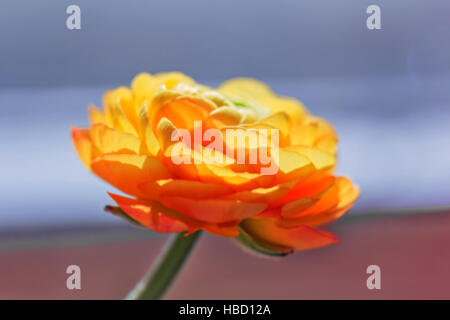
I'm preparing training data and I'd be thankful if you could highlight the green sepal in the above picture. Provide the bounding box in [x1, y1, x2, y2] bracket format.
[104, 205, 143, 227]
[234, 225, 293, 258]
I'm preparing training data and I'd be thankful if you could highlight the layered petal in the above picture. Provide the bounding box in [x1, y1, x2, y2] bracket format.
[241, 218, 338, 251]
[109, 193, 240, 237]
[160, 196, 267, 223]
[108, 193, 190, 233]
[91, 154, 172, 197]
[72, 72, 359, 253]
[71, 127, 93, 169]
[71, 126, 102, 170]
[139, 179, 234, 200]
[90, 123, 141, 154]
[278, 177, 359, 227]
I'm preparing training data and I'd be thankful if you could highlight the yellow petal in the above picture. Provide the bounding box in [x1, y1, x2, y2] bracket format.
[103, 87, 138, 134]
[90, 123, 141, 154]
[290, 117, 338, 154]
[218, 78, 306, 124]
[88, 105, 106, 125]
[265, 96, 306, 125]
[284, 145, 335, 171]
[274, 148, 315, 183]
[257, 112, 290, 137]
[219, 78, 273, 102]
[154, 72, 195, 90]
[138, 103, 160, 156]
[208, 106, 243, 127]
[131, 72, 155, 98]
[155, 117, 178, 150]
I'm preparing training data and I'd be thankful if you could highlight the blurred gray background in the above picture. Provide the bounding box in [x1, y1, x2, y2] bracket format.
[1, 0, 450, 229]
[0, 0, 450, 86]
[2, 0, 450, 85]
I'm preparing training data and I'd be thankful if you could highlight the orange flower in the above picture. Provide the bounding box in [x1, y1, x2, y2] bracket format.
[72, 72, 359, 255]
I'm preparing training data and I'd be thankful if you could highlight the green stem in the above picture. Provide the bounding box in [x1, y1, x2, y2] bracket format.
[126, 230, 202, 300]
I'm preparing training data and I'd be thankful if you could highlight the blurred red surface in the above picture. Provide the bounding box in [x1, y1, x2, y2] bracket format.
[0, 210, 449, 299]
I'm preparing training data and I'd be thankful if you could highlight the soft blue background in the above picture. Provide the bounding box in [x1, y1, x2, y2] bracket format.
[1, 0, 450, 229]
[1, 0, 450, 85]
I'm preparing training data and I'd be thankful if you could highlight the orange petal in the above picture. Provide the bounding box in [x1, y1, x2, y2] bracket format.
[241, 218, 338, 251]
[109, 193, 239, 237]
[160, 196, 267, 223]
[220, 180, 297, 206]
[281, 197, 320, 217]
[300, 177, 360, 227]
[139, 179, 234, 200]
[108, 193, 189, 233]
[334, 177, 360, 210]
[199, 162, 275, 191]
[71, 126, 99, 170]
[282, 179, 340, 218]
[91, 154, 173, 197]
[276, 175, 335, 206]
[150, 94, 215, 132]
[255, 179, 331, 219]
[278, 177, 359, 227]
[203, 223, 240, 237]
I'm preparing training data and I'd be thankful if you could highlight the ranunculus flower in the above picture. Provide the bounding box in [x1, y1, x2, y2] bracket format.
[72, 72, 359, 255]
